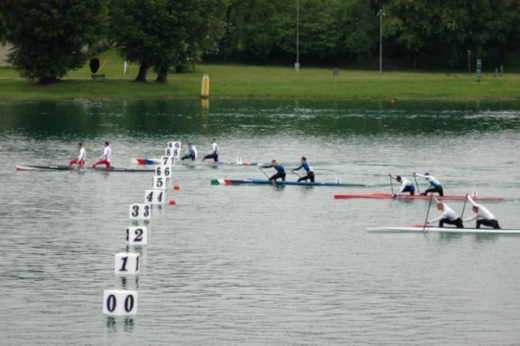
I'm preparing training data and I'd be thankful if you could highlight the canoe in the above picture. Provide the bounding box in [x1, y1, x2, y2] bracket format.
[16, 165, 155, 173]
[366, 226, 520, 234]
[211, 178, 366, 187]
[334, 192, 504, 201]
[131, 158, 263, 166]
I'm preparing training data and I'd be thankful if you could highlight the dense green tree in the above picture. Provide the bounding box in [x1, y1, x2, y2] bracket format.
[384, 0, 433, 68]
[110, 0, 228, 83]
[5, 0, 108, 83]
[337, 0, 379, 61]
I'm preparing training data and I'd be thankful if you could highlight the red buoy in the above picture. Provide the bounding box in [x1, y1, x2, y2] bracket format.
[173, 184, 180, 190]
[169, 199, 176, 205]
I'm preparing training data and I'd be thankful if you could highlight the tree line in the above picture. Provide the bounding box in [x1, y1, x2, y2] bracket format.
[1, 0, 519, 84]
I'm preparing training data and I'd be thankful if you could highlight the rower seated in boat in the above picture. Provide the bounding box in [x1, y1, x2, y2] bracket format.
[202, 138, 219, 162]
[181, 143, 197, 161]
[292, 157, 315, 182]
[69, 143, 86, 169]
[389, 173, 415, 198]
[414, 172, 444, 196]
[91, 141, 112, 169]
[260, 160, 286, 184]
[426, 197, 464, 228]
[463, 194, 501, 229]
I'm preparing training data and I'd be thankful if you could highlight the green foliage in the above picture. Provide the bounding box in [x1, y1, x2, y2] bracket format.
[110, 0, 228, 81]
[6, 0, 109, 83]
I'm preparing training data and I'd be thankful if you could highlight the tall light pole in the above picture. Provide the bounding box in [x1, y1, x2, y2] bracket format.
[295, 0, 300, 71]
[377, 9, 384, 74]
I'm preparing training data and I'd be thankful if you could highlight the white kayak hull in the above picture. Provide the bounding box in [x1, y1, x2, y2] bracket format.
[366, 226, 520, 234]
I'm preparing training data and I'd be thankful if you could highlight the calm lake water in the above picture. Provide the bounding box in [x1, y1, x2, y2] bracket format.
[1, 99, 519, 345]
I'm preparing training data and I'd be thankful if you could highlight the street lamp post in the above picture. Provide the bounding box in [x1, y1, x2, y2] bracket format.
[377, 9, 384, 74]
[295, 0, 300, 71]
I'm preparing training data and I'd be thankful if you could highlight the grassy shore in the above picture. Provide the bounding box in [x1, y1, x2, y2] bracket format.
[0, 49, 519, 100]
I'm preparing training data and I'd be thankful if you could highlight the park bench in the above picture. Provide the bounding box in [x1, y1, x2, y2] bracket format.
[91, 74, 106, 82]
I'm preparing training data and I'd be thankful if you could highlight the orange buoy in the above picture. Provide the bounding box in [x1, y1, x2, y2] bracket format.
[173, 184, 180, 190]
[390, 98, 396, 105]
[169, 199, 176, 205]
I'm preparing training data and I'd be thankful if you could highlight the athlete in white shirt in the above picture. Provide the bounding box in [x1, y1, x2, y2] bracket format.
[91, 141, 112, 169]
[413, 172, 444, 196]
[69, 143, 86, 168]
[463, 194, 501, 229]
[202, 138, 219, 162]
[389, 173, 416, 197]
[181, 143, 198, 161]
[426, 197, 464, 228]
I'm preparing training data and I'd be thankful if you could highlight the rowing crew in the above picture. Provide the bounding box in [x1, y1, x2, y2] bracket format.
[424, 195, 501, 229]
[69, 142, 112, 169]
[259, 157, 314, 185]
[179, 138, 218, 162]
[389, 172, 444, 198]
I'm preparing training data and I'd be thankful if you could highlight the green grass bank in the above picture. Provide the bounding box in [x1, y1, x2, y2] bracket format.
[0, 49, 519, 101]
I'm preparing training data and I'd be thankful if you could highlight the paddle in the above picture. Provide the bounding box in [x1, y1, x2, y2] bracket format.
[259, 167, 270, 180]
[423, 194, 434, 233]
[291, 171, 302, 178]
[414, 174, 421, 194]
[460, 196, 468, 219]
[389, 174, 394, 194]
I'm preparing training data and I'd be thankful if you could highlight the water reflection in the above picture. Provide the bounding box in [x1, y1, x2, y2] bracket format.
[1, 100, 520, 139]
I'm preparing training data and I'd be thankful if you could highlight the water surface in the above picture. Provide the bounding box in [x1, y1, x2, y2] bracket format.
[1, 99, 519, 345]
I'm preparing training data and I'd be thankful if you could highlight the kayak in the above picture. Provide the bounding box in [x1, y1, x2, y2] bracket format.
[211, 178, 366, 187]
[16, 165, 155, 173]
[131, 158, 263, 166]
[366, 226, 520, 234]
[334, 192, 504, 201]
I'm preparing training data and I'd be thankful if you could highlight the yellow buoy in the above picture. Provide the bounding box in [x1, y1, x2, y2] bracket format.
[201, 74, 210, 98]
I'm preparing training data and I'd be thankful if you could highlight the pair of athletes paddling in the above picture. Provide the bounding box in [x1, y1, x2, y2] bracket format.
[258, 157, 315, 185]
[389, 171, 501, 230]
[69, 142, 112, 169]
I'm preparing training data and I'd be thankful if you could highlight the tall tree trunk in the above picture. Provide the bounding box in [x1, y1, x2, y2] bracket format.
[38, 76, 58, 84]
[155, 66, 168, 83]
[135, 63, 149, 82]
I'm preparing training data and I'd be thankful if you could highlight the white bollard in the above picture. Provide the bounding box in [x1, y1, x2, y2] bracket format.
[129, 203, 151, 220]
[126, 226, 148, 246]
[103, 289, 138, 316]
[144, 189, 165, 205]
[155, 165, 171, 179]
[115, 253, 140, 275]
[165, 142, 181, 158]
[152, 176, 166, 190]
[160, 156, 174, 167]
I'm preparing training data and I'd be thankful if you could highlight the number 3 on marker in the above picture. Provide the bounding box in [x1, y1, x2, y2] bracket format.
[129, 203, 151, 220]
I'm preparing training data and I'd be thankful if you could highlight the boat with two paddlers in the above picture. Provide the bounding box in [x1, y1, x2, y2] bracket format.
[334, 192, 504, 201]
[131, 158, 263, 166]
[16, 165, 155, 173]
[211, 178, 366, 187]
[366, 225, 520, 234]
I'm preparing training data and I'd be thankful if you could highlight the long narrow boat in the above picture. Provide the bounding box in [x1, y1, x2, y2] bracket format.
[334, 192, 504, 201]
[366, 226, 520, 234]
[131, 158, 263, 166]
[211, 178, 366, 187]
[16, 165, 155, 173]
